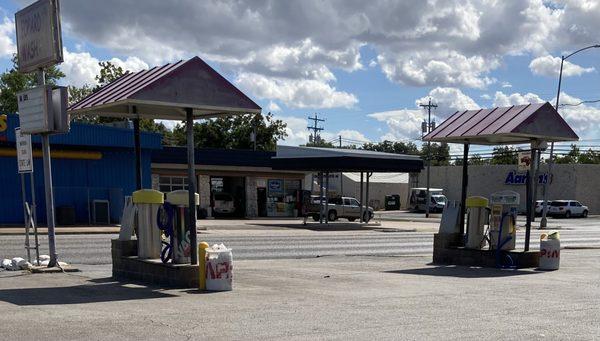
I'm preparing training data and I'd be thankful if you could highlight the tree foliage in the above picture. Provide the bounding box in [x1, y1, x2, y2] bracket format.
[0, 54, 65, 114]
[362, 140, 419, 155]
[170, 112, 287, 151]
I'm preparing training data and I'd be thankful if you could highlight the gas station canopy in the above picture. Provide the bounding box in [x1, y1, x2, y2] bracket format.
[271, 145, 423, 172]
[423, 102, 578, 145]
[67, 56, 262, 266]
[68, 56, 261, 119]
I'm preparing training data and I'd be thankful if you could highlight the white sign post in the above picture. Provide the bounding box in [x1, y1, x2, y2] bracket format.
[15, 0, 64, 268]
[15, 128, 33, 173]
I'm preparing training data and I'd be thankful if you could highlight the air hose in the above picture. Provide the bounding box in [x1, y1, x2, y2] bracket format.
[156, 202, 175, 263]
[495, 212, 516, 269]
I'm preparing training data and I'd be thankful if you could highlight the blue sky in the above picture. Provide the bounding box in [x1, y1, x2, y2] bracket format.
[2, 0, 600, 151]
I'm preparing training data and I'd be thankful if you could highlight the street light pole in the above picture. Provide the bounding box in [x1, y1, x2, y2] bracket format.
[540, 44, 600, 228]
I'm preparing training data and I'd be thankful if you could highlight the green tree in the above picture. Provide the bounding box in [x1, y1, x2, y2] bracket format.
[577, 148, 600, 164]
[171, 112, 287, 151]
[469, 154, 488, 165]
[421, 142, 450, 166]
[490, 146, 518, 165]
[555, 144, 580, 164]
[362, 140, 420, 155]
[0, 54, 65, 114]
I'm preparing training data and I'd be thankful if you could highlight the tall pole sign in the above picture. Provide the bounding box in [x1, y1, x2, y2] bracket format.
[15, 0, 65, 268]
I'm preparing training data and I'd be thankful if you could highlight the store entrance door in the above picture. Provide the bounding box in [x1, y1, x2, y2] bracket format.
[257, 187, 267, 217]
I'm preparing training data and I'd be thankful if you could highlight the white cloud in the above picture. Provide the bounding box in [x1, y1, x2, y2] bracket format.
[236, 72, 358, 109]
[275, 114, 311, 146]
[480, 94, 491, 100]
[529, 55, 595, 77]
[501, 81, 512, 88]
[267, 101, 281, 112]
[59, 48, 148, 87]
[492, 91, 544, 107]
[416, 87, 480, 118]
[557, 92, 600, 140]
[370, 87, 480, 141]
[0, 16, 15, 58]
[51, 0, 580, 107]
[369, 108, 424, 141]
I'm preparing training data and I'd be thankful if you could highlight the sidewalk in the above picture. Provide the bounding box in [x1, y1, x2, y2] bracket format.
[0, 226, 120, 235]
[0, 217, 440, 235]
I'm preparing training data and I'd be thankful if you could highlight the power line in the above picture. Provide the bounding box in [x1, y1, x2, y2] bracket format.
[307, 113, 325, 144]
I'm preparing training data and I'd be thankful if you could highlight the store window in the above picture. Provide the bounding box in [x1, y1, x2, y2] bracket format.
[158, 176, 188, 193]
[266, 179, 302, 217]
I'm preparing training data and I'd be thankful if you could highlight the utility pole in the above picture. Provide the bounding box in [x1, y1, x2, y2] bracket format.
[420, 99, 437, 218]
[307, 113, 325, 144]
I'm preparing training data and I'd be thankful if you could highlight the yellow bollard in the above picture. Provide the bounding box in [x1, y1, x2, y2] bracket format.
[198, 241, 210, 290]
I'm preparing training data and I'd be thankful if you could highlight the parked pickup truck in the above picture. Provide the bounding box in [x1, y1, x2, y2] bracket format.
[307, 196, 374, 222]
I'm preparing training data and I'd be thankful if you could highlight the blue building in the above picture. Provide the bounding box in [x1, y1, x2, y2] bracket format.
[0, 114, 161, 225]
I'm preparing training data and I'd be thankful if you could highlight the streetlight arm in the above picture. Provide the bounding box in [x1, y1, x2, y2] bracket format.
[564, 44, 600, 60]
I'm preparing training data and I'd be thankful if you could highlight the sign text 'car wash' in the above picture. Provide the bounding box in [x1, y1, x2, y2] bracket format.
[15, 0, 63, 73]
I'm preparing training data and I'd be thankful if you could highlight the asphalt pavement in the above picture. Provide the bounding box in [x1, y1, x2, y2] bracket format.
[1, 250, 599, 340]
[1, 215, 599, 264]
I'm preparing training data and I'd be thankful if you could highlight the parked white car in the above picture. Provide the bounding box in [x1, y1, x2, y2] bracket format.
[212, 192, 235, 215]
[548, 200, 588, 218]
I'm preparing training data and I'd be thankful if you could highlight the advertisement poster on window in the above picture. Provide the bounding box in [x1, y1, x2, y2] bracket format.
[268, 179, 284, 196]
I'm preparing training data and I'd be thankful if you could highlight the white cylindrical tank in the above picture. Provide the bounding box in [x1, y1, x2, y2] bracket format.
[539, 231, 560, 270]
[133, 189, 164, 259]
[466, 196, 489, 249]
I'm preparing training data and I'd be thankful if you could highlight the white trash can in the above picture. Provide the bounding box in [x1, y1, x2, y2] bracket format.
[539, 231, 560, 270]
[205, 244, 233, 291]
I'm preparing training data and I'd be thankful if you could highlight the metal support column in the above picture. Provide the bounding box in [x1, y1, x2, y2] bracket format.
[325, 172, 329, 223]
[459, 143, 469, 236]
[365, 172, 371, 223]
[186, 108, 198, 264]
[29, 172, 39, 263]
[525, 149, 537, 251]
[132, 106, 142, 190]
[319, 172, 324, 224]
[359, 172, 364, 223]
[20, 174, 31, 263]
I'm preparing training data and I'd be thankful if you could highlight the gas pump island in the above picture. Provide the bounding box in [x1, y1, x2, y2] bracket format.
[424, 103, 579, 269]
[69, 56, 261, 288]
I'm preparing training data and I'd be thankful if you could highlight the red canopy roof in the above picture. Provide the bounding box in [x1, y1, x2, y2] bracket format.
[423, 102, 578, 145]
[68, 56, 261, 120]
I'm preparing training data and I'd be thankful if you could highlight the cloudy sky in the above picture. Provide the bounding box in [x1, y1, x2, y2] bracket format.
[2, 0, 600, 148]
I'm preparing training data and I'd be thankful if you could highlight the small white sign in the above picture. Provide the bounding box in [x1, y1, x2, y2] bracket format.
[517, 151, 531, 171]
[15, 128, 33, 173]
[15, 0, 63, 73]
[17, 86, 52, 134]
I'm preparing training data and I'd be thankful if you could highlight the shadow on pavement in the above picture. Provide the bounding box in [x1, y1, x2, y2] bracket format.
[384, 266, 540, 278]
[0, 278, 175, 306]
